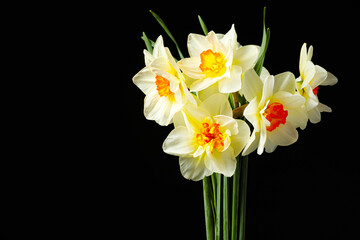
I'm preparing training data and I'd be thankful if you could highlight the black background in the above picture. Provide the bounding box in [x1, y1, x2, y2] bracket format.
[121, 1, 360, 239]
[3, 1, 359, 239]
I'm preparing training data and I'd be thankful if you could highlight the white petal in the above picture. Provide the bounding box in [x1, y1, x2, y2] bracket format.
[213, 115, 239, 134]
[267, 123, 298, 146]
[177, 57, 205, 79]
[286, 106, 308, 130]
[220, 24, 237, 50]
[231, 120, 251, 156]
[144, 50, 154, 66]
[272, 91, 305, 109]
[218, 65, 242, 93]
[144, 91, 173, 126]
[303, 85, 319, 111]
[179, 155, 212, 181]
[301, 61, 315, 88]
[243, 98, 261, 132]
[187, 33, 211, 57]
[234, 45, 260, 71]
[257, 121, 267, 155]
[190, 76, 219, 92]
[321, 72, 338, 86]
[163, 127, 196, 156]
[242, 131, 259, 156]
[242, 68, 263, 102]
[205, 147, 236, 177]
[200, 93, 233, 117]
[152, 36, 167, 58]
[198, 83, 221, 102]
[299, 43, 307, 74]
[264, 139, 277, 153]
[318, 102, 332, 113]
[259, 75, 274, 107]
[206, 31, 224, 53]
[308, 107, 321, 124]
[310, 65, 328, 88]
[182, 103, 210, 130]
[132, 67, 155, 95]
[149, 56, 173, 75]
[273, 72, 296, 94]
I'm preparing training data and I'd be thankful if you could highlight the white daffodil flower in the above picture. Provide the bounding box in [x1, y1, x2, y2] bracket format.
[133, 36, 196, 126]
[177, 25, 259, 95]
[242, 69, 307, 155]
[296, 43, 338, 124]
[162, 94, 250, 181]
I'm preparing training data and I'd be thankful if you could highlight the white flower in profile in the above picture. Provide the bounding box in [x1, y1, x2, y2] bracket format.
[162, 94, 250, 181]
[241, 69, 307, 155]
[296, 43, 338, 125]
[177, 25, 259, 95]
[132, 36, 196, 126]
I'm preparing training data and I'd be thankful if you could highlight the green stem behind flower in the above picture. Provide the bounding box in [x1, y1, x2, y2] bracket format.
[231, 155, 241, 240]
[203, 176, 215, 240]
[239, 155, 249, 240]
[215, 173, 222, 240]
[223, 176, 229, 240]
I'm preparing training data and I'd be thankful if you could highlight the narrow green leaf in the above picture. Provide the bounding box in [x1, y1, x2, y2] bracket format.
[149, 10, 184, 59]
[254, 7, 270, 76]
[141, 32, 153, 54]
[198, 15, 209, 35]
[203, 177, 215, 240]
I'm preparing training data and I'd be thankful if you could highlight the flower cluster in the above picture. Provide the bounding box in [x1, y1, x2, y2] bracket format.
[133, 23, 337, 181]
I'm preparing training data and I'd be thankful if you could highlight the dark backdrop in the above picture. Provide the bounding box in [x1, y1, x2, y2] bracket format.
[121, 1, 359, 239]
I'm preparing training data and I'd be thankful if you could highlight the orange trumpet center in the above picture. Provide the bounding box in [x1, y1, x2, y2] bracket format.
[196, 122, 225, 153]
[263, 102, 288, 132]
[155, 75, 173, 97]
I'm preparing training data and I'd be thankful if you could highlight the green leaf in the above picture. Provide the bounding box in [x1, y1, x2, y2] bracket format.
[149, 10, 184, 59]
[198, 15, 209, 35]
[254, 7, 270, 76]
[141, 32, 153, 54]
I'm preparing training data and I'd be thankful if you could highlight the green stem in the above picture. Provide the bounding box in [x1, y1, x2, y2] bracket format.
[239, 155, 249, 240]
[231, 156, 241, 240]
[203, 177, 215, 240]
[215, 173, 222, 240]
[223, 176, 229, 240]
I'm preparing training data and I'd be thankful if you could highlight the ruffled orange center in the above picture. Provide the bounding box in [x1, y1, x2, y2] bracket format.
[263, 102, 288, 132]
[196, 122, 224, 153]
[199, 49, 226, 77]
[155, 75, 173, 97]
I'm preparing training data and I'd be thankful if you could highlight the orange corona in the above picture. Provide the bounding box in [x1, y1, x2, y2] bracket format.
[155, 75, 173, 97]
[263, 102, 288, 132]
[199, 49, 226, 77]
[196, 122, 224, 153]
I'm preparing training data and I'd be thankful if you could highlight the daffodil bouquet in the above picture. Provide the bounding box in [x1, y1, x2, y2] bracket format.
[132, 8, 337, 240]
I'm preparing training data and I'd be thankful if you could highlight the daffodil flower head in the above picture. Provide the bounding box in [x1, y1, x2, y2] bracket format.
[177, 25, 259, 95]
[241, 69, 307, 155]
[132, 36, 196, 126]
[296, 43, 338, 125]
[162, 94, 250, 181]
